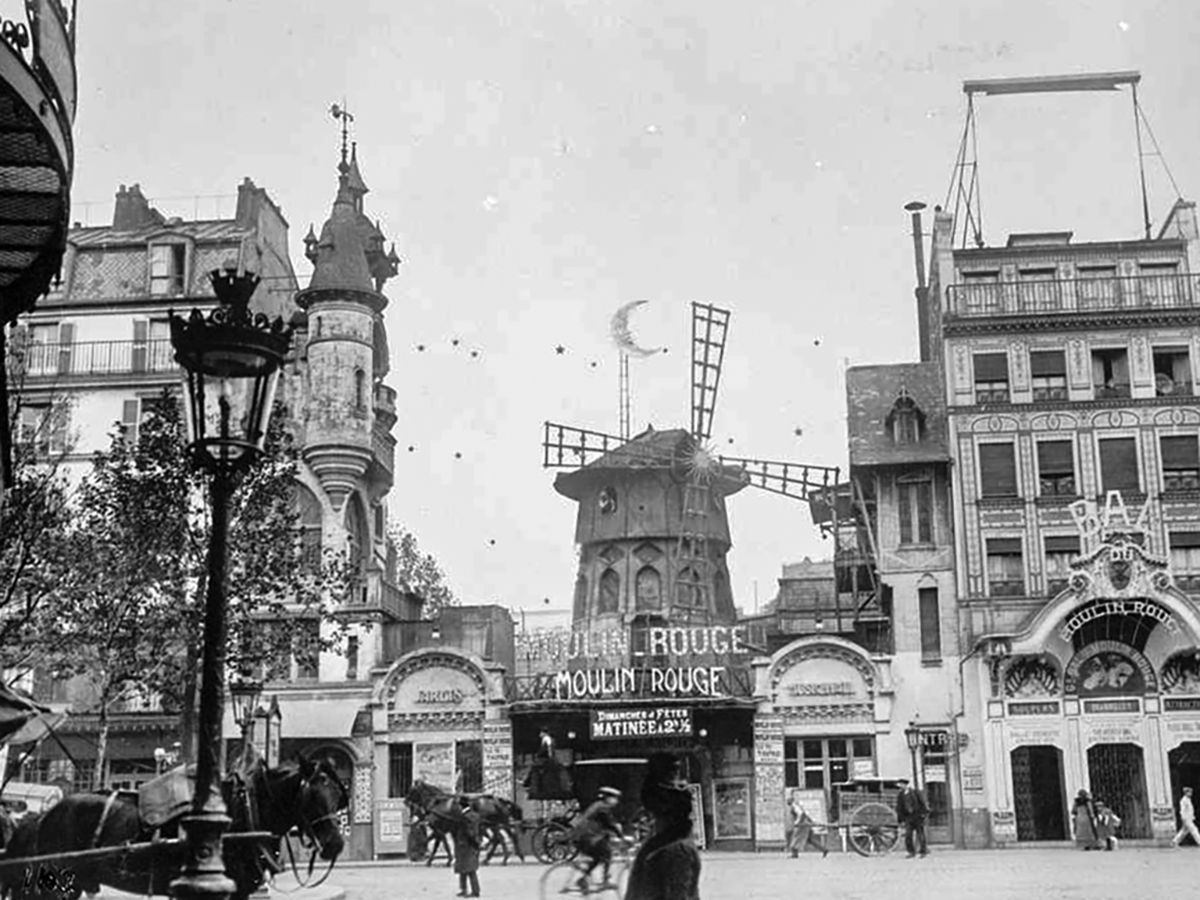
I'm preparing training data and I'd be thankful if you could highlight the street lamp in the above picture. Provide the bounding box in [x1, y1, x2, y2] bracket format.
[169, 268, 291, 900]
[904, 722, 922, 787]
[229, 675, 263, 764]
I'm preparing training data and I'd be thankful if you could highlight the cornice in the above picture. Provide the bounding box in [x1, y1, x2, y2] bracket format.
[943, 308, 1200, 335]
[951, 394, 1200, 416]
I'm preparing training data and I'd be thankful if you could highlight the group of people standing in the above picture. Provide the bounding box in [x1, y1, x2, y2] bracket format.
[1070, 789, 1122, 851]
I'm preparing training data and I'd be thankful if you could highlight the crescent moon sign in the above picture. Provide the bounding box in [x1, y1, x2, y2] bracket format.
[610, 300, 664, 358]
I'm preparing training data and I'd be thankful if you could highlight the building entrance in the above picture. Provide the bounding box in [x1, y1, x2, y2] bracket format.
[1168, 741, 1200, 840]
[1086, 743, 1150, 838]
[1011, 745, 1066, 840]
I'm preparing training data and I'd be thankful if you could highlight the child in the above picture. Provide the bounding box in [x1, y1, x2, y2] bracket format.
[453, 810, 482, 897]
[1095, 800, 1121, 851]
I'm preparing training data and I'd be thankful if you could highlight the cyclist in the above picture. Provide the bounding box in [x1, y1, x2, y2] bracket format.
[569, 786, 624, 892]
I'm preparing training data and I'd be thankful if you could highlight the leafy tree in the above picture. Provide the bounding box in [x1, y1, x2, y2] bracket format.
[386, 524, 458, 616]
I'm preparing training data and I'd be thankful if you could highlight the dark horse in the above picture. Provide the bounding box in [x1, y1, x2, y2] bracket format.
[18, 755, 347, 900]
[405, 780, 523, 866]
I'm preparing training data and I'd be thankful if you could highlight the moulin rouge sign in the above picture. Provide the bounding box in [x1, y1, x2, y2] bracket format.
[516, 624, 751, 701]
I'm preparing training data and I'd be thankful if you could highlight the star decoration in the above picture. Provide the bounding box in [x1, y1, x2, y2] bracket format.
[555, 345, 566, 355]
[794, 427, 804, 437]
[455, 452, 463, 459]
[470, 350, 480, 358]
[452, 338, 461, 346]
[416, 344, 426, 352]
[813, 338, 821, 346]
[408, 445, 416, 452]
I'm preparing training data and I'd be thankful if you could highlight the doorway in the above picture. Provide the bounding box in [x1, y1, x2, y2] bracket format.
[1087, 743, 1150, 838]
[1168, 742, 1200, 843]
[1011, 745, 1066, 840]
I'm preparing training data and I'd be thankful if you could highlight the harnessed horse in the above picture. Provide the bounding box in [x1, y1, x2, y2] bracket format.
[405, 780, 524, 866]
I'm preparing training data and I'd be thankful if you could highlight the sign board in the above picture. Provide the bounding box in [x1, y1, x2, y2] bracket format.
[374, 798, 409, 855]
[753, 716, 785, 846]
[773, 655, 870, 708]
[962, 767, 985, 793]
[389, 666, 484, 714]
[414, 741, 456, 790]
[712, 778, 752, 840]
[590, 707, 693, 740]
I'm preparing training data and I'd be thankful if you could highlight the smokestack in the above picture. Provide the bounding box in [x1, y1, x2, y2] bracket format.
[905, 201, 931, 362]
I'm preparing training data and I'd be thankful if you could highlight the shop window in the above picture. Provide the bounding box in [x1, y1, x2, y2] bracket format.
[922, 738, 951, 829]
[1170, 533, 1200, 594]
[918, 587, 941, 662]
[1098, 437, 1140, 493]
[1030, 350, 1068, 401]
[1161, 435, 1200, 493]
[149, 243, 186, 296]
[897, 474, 933, 545]
[456, 740, 483, 793]
[1092, 347, 1130, 398]
[388, 742, 413, 797]
[973, 352, 1009, 403]
[1044, 536, 1080, 595]
[986, 538, 1025, 597]
[784, 737, 875, 793]
[1154, 346, 1193, 396]
[635, 566, 661, 611]
[978, 443, 1018, 498]
[598, 569, 620, 614]
[1036, 440, 1075, 496]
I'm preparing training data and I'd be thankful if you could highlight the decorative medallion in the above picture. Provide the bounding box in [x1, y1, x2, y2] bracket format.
[1003, 657, 1060, 698]
[1162, 653, 1200, 694]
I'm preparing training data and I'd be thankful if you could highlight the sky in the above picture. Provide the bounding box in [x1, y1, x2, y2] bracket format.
[61, 0, 1200, 619]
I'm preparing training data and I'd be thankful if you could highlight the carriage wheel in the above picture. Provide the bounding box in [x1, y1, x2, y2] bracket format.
[847, 801, 899, 857]
[538, 859, 623, 900]
[533, 821, 576, 864]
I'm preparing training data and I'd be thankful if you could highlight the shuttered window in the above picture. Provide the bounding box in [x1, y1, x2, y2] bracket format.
[986, 538, 1025, 596]
[1044, 536, 1079, 594]
[1030, 351, 1068, 401]
[979, 443, 1018, 497]
[1098, 437, 1140, 493]
[1170, 533, 1200, 593]
[919, 587, 942, 661]
[1161, 436, 1200, 492]
[898, 476, 933, 545]
[1036, 440, 1075, 495]
[974, 353, 1010, 402]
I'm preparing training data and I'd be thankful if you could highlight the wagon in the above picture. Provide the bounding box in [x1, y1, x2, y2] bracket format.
[530, 757, 652, 864]
[829, 778, 904, 857]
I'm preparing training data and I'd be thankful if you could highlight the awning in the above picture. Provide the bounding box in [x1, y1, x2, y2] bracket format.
[222, 695, 363, 739]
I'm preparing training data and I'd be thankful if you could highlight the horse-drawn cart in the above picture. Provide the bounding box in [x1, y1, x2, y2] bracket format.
[829, 778, 903, 857]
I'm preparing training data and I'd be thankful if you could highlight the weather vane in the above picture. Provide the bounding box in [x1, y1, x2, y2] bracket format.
[329, 101, 355, 167]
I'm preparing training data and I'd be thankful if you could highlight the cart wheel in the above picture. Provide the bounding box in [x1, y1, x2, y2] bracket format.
[533, 821, 575, 864]
[847, 801, 899, 857]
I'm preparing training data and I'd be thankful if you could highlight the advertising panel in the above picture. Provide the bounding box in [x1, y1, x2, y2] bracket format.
[589, 707, 693, 740]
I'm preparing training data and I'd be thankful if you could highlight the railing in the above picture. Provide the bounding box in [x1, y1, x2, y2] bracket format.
[371, 422, 395, 481]
[14, 340, 175, 377]
[343, 578, 409, 620]
[947, 273, 1199, 317]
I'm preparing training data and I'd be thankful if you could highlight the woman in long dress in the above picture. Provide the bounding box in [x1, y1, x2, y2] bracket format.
[1072, 789, 1100, 850]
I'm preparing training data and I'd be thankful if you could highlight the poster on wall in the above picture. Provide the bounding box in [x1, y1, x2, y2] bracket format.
[688, 783, 706, 850]
[712, 778, 752, 840]
[374, 798, 409, 854]
[415, 741, 456, 791]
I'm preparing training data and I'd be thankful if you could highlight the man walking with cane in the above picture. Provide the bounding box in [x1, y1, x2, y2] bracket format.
[1173, 786, 1200, 847]
[896, 777, 929, 858]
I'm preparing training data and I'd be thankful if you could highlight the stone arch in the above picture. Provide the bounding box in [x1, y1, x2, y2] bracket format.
[767, 636, 880, 696]
[372, 646, 500, 707]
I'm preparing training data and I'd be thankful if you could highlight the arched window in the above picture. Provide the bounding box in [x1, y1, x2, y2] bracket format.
[354, 368, 367, 412]
[293, 484, 323, 572]
[345, 495, 369, 601]
[598, 569, 620, 614]
[635, 566, 661, 612]
[676, 566, 705, 608]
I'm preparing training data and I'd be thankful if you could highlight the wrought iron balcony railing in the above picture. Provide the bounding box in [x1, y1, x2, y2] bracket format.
[13, 339, 175, 378]
[946, 273, 1199, 318]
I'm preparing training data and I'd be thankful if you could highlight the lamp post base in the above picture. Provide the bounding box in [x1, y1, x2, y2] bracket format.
[170, 811, 237, 900]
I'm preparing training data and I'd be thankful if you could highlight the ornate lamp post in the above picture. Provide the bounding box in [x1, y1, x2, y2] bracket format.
[228, 675, 263, 763]
[169, 268, 291, 900]
[904, 722, 922, 787]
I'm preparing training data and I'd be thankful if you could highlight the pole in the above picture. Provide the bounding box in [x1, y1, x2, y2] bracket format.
[171, 469, 236, 900]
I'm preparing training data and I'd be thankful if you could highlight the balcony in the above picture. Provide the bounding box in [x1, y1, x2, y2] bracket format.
[14, 339, 175, 379]
[946, 272, 1199, 318]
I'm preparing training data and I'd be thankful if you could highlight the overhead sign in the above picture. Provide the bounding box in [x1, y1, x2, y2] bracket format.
[589, 707, 693, 740]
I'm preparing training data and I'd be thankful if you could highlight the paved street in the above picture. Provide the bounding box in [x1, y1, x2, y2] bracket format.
[279, 848, 1198, 900]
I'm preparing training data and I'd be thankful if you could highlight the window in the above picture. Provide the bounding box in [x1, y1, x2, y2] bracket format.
[132, 319, 172, 372]
[456, 740, 483, 793]
[1162, 436, 1200, 492]
[893, 412, 919, 443]
[1017, 267, 1059, 312]
[635, 566, 662, 611]
[24, 322, 65, 375]
[1044, 536, 1080, 594]
[1092, 347, 1130, 398]
[918, 587, 941, 661]
[1030, 351, 1068, 401]
[294, 620, 320, 680]
[149, 243, 186, 296]
[353, 368, 367, 412]
[1139, 261, 1181, 306]
[598, 487, 617, 515]
[1076, 265, 1119, 310]
[294, 484, 323, 572]
[897, 475, 933, 545]
[986, 538, 1025, 597]
[979, 443, 1018, 498]
[973, 353, 1009, 403]
[16, 402, 67, 455]
[959, 270, 1000, 313]
[388, 742, 413, 798]
[784, 737, 875, 791]
[1154, 347, 1193, 396]
[1036, 440, 1075, 496]
[1098, 437, 1140, 493]
[1170, 533, 1200, 594]
[598, 568, 620, 614]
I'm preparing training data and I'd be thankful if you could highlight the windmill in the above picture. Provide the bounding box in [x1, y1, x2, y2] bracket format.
[544, 302, 840, 630]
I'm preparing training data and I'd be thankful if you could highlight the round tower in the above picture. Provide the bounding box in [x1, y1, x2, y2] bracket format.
[296, 144, 400, 507]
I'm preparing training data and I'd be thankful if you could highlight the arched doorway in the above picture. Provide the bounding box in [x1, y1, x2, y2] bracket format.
[1011, 745, 1066, 840]
[1168, 742, 1200, 843]
[1087, 743, 1150, 838]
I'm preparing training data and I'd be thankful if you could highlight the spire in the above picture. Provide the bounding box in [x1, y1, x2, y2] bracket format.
[346, 142, 369, 210]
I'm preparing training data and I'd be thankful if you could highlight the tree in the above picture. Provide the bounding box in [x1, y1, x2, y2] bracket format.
[386, 524, 458, 616]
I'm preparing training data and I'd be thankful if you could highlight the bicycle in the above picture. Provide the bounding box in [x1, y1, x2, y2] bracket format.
[538, 836, 636, 899]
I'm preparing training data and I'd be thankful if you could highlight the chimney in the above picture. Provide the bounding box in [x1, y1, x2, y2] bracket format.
[112, 184, 163, 231]
[235, 177, 261, 228]
[905, 201, 930, 363]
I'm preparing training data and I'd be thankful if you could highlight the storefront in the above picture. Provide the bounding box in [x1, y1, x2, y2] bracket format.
[753, 636, 896, 850]
[975, 531, 1200, 845]
[370, 647, 511, 857]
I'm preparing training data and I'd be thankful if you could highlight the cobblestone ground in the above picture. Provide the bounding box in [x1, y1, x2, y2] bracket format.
[272, 847, 1200, 900]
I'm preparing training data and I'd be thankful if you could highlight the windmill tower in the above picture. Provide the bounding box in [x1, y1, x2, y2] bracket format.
[544, 302, 840, 637]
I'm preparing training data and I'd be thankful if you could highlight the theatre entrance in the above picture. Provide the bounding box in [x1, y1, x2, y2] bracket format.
[1087, 743, 1150, 838]
[1011, 745, 1066, 840]
[1168, 742, 1200, 835]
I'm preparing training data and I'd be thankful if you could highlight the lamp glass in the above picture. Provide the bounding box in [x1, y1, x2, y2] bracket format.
[905, 725, 921, 750]
[228, 677, 263, 731]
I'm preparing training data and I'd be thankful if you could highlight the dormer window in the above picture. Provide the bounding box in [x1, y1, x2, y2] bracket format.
[149, 243, 186, 296]
[885, 388, 925, 445]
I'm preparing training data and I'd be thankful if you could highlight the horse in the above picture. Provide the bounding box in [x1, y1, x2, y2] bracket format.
[22, 754, 347, 900]
[404, 780, 524, 867]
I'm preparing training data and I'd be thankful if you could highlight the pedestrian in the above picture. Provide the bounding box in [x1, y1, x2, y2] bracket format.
[785, 790, 829, 858]
[895, 777, 928, 859]
[1172, 786, 1200, 847]
[625, 753, 701, 900]
[1094, 800, 1120, 851]
[1071, 789, 1100, 850]
[453, 810, 481, 898]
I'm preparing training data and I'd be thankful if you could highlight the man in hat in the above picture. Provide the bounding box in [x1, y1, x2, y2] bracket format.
[1173, 786, 1200, 847]
[569, 786, 624, 892]
[895, 777, 929, 859]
